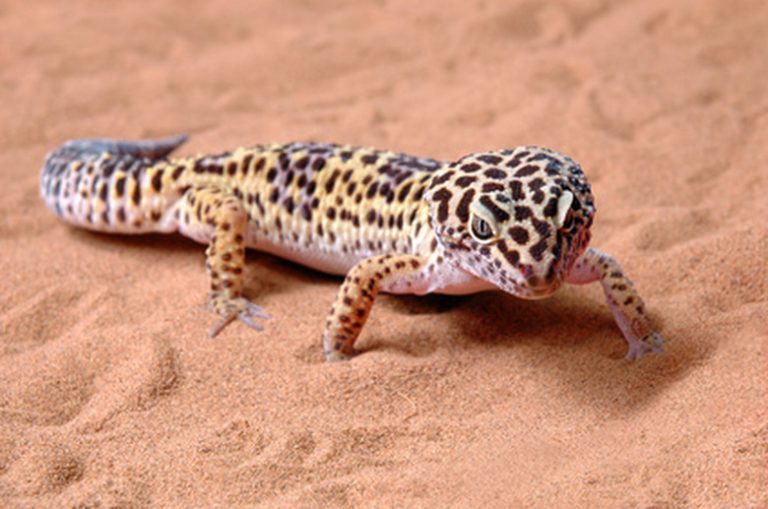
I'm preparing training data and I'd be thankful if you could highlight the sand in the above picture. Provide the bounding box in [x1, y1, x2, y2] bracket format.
[1, 0, 766, 506]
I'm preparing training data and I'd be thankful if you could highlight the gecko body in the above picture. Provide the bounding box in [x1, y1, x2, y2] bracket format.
[40, 135, 664, 361]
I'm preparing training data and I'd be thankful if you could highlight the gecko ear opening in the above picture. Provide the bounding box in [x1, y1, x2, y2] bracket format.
[556, 191, 574, 229]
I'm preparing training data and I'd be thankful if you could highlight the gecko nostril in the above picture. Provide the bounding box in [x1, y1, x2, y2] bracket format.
[519, 264, 534, 278]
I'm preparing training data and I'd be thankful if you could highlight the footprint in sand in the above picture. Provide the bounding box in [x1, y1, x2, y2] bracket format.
[194, 423, 447, 504]
[198, 419, 269, 467]
[3, 440, 83, 497]
[0, 286, 86, 354]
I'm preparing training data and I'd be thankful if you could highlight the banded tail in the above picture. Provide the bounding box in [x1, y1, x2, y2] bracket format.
[40, 134, 189, 233]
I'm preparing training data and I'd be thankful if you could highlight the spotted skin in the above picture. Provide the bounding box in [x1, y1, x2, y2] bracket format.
[40, 135, 663, 361]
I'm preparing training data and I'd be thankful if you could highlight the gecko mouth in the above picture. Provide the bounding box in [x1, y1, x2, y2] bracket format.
[525, 271, 568, 298]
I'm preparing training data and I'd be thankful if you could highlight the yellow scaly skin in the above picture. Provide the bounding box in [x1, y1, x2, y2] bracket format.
[40, 135, 664, 361]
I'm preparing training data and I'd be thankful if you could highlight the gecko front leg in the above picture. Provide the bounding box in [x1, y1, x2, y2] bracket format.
[323, 254, 426, 362]
[177, 186, 270, 337]
[566, 247, 663, 360]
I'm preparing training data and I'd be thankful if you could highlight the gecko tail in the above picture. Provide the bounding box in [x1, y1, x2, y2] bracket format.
[40, 134, 190, 232]
[58, 133, 189, 160]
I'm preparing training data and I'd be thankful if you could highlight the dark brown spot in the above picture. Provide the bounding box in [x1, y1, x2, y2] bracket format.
[312, 157, 326, 171]
[241, 154, 253, 175]
[296, 156, 310, 170]
[508, 226, 529, 245]
[510, 180, 526, 201]
[479, 195, 510, 222]
[278, 152, 290, 170]
[543, 197, 558, 217]
[98, 182, 108, 202]
[282, 196, 294, 214]
[531, 218, 551, 238]
[266, 167, 278, 182]
[131, 181, 141, 205]
[484, 168, 506, 179]
[497, 240, 520, 266]
[365, 181, 379, 199]
[431, 187, 452, 223]
[456, 188, 475, 223]
[397, 182, 413, 202]
[515, 165, 539, 177]
[481, 182, 505, 193]
[325, 169, 341, 193]
[115, 176, 126, 197]
[529, 239, 548, 261]
[460, 163, 481, 173]
[528, 177, 545, 190]
[514, 206, 532, 221]
[431, 171, 455, 186]
[254, 157, 266, 172]
[478, 155, 503, 165]
[455, 176, 476, 188]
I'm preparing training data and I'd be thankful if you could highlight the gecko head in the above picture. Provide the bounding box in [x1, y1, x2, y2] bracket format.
[425, 146, 596, 299]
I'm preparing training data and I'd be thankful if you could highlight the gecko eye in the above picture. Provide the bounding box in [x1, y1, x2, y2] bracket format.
[470, 214, 495, 242]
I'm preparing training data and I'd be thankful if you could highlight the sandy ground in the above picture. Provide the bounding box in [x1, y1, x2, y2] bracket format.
[1, 0, 766, 507]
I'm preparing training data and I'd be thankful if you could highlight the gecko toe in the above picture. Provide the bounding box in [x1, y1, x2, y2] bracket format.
[624, 333, 664, 361]
[208, 297, 270, 336]
[324, 348, 357, 362]
[208, 316, 236, 338]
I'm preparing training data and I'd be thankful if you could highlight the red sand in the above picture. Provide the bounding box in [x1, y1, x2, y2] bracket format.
[1, 1, 766, 506]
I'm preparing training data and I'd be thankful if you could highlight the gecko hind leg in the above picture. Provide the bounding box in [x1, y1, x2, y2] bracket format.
[177, 186, 271, 337]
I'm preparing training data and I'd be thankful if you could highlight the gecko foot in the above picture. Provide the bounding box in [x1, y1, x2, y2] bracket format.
[625, 332, 664, 361]
[208, 297, 271, 338]
[323, 346, 358, 362]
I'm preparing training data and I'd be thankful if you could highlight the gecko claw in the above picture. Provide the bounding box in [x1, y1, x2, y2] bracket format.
[238, 303, 271, 331]
[625, 333, 664, 361]
[207, 297, 270, 337]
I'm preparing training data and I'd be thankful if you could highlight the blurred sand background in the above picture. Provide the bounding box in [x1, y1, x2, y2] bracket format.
[0, 0, 766, 506]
